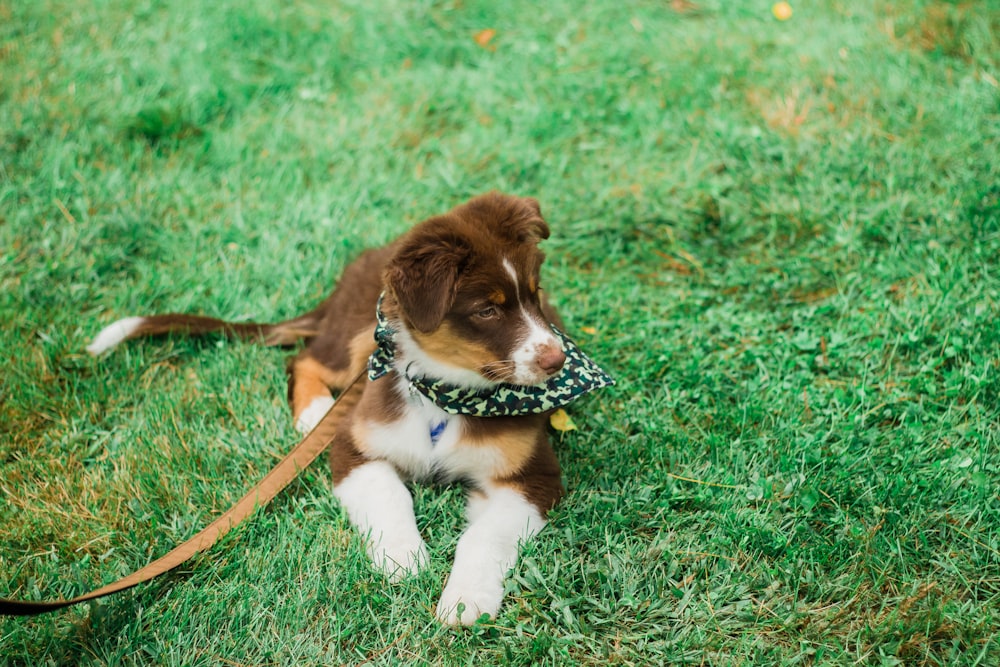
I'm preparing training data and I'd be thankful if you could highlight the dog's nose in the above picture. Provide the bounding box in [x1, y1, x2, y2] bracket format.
[538, 346, 566, 376]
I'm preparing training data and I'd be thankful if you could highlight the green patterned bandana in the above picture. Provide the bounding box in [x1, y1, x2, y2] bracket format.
[368, 294, 615, 417]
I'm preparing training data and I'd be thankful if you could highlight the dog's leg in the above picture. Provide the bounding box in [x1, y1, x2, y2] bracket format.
[333, 458, 429, 582]
[288, 352, 341, 433]
[289, 330, 376, 433]
[435, 484, 548, 625]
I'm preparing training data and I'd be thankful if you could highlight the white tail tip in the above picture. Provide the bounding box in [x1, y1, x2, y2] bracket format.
[87, 317, 146, 355]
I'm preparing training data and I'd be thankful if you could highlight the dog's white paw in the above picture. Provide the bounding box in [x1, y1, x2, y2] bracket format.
[368, 536, 429, 582]
[435, 577, 504, 626]
[294, 396, 336, 433]
[334, 460, 428, 583]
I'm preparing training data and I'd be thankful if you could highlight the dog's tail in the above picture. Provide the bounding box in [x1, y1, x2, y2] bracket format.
[86, 311, 320, 356]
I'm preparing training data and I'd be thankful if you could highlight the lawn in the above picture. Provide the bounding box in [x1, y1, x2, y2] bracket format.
[2, 0, 999, 664]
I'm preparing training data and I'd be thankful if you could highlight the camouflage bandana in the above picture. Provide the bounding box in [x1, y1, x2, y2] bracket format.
[367, 293, 615, 417]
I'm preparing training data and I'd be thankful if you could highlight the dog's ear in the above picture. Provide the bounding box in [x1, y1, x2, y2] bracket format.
[464, 192, 550, 244]
[516, 197, 550, 243]
[384, 228, 470, 333]
[496, 194, 549, 244]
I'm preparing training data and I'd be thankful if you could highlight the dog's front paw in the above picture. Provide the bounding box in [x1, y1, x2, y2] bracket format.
[368, 536, 429, 583]
[435, 577, 504, 626]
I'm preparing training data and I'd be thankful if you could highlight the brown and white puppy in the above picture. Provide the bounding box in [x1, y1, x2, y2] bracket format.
[88, 192, 568, 625]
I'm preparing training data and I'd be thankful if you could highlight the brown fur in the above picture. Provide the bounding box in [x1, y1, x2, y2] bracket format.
[411, 324, 499, 376]
[459, 414, 548, 480]
[287, 330, 374, 415]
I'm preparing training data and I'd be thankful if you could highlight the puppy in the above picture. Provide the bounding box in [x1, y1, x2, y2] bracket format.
[88, 192, 612, 625]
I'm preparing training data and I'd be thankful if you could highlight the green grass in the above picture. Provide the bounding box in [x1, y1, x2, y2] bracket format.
[2, 0, 1000, 663]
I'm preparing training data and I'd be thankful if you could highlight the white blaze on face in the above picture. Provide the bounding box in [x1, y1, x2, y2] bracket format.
[502, 259, 561, 385]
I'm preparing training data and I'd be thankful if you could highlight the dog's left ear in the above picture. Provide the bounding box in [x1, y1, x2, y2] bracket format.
[384, 228, 470, 333]
[496, 195, 549, 243]
[510, 196, 550, 244]
[469, 192, 550, 244]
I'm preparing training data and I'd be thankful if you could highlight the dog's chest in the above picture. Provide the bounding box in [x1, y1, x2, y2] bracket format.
[361, 384, 507, 483]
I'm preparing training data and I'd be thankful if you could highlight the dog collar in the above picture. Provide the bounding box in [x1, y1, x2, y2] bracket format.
[367, 294, 615, 417]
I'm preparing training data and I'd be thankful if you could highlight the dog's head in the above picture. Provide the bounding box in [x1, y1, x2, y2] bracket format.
[383, 192, 566, 387]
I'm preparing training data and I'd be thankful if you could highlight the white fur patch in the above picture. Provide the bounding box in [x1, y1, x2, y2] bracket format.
[364, 378, 506, 483]
[436, 486, 546, 625]
[86, 317, 146, 355]
[502, 258, 519, 286]
[360, 377, 449, 477]
[334, 460, 429, 581]
[511, 309, 560, 385]
[294, 395, 336, 433]
[502, 257, 562, 385]
[361, 377, 506, 484]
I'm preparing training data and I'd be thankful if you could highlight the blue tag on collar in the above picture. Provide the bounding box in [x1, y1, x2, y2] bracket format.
[429, 420, 447, 446]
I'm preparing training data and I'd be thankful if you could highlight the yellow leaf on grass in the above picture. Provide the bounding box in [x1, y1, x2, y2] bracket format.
[772, 2, 792, 21]
[581, 326, 598, 335]
[550, 409, 577, 432]
[474, 29, 496, 48]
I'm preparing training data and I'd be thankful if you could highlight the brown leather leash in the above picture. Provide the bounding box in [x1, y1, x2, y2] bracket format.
[0, 370, 365, 617]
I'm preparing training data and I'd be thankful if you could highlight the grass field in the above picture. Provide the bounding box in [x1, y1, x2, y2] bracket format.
[2, 0, 999, 664]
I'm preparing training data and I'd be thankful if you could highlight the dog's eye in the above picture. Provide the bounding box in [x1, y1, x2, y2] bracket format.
[475, 306, 498, 320]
